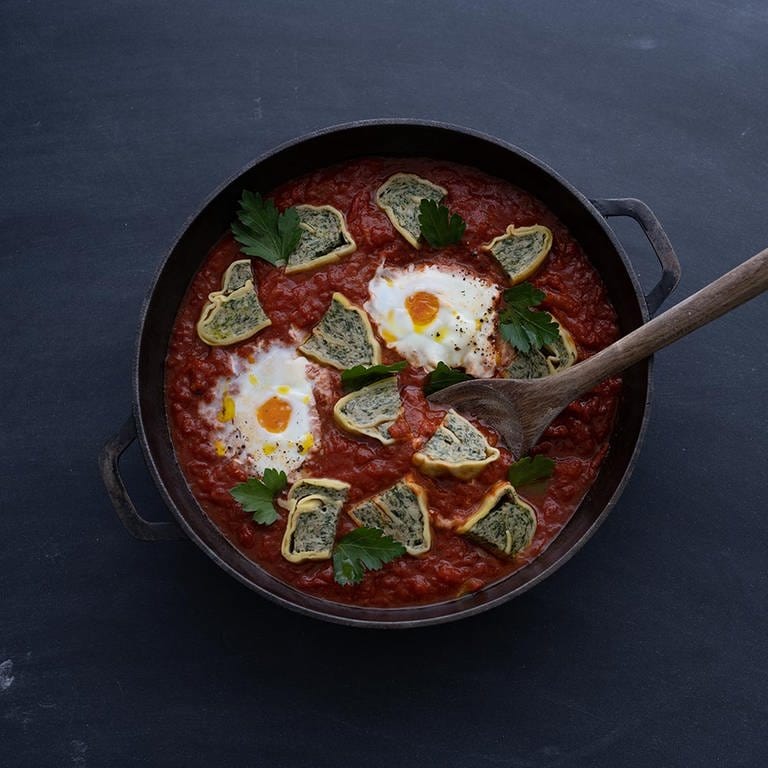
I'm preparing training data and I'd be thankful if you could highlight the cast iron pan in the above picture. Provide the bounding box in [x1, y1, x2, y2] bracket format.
[100, 121, 680, 627]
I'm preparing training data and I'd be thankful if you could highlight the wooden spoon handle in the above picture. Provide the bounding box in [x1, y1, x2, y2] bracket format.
[550, 246, 768, 403]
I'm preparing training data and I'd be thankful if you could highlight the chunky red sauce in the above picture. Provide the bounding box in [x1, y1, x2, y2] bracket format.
[166, 157, 621, 607]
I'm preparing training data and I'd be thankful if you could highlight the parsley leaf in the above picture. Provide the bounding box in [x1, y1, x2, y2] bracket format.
[418, 199, 466, 247]
[498, 282, 560, 353]
[231, 190, 302, 266]
[332, 527, 406, 586]
[508, 455, 555, 487]
[340, 361, 407, 391]
[229, 468, 288, 525]
[423, 362, 475, 396]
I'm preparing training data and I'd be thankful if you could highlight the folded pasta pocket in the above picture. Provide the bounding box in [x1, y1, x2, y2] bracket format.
[333, 377, 401, 445]
[281, 492, 344, 563]
[285, 477, 350, 510]
[506, 319, 577, 379]
[413, 410, 500, 480]
[457, 482, 537, 558]
[348, 478, 431, 555]
[221, 259, 254, 292]
[299, 292, 381, 370]
[376, 173, 447, 248]
[285, 204, 357, 274]
[482, 225, 553, 283]
[197, 259, 271, 346]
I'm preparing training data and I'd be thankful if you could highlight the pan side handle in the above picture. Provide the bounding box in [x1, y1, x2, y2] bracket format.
[591, 197, 681, 315]
[100, 416, 187, 541]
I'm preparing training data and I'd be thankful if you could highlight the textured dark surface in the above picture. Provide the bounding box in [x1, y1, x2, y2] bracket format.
[1, 1, 767, 766]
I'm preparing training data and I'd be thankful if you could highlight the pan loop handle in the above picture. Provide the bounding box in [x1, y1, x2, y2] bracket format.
[590, 197, 681, 315]
[99, 416, 186, 541]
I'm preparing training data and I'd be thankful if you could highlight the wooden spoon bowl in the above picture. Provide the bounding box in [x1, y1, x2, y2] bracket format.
[429, 247, 768, 457]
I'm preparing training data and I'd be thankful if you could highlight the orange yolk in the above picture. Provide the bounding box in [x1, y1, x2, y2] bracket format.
[405, 291, 440, 327]
[256, 396, 292, 434]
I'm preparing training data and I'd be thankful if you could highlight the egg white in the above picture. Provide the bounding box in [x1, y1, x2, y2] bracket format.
[203, 344, 319, 477]
[364, 264, 501, 377]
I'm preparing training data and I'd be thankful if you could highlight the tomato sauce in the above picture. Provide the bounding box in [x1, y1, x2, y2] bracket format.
[165, 157, 621, 607]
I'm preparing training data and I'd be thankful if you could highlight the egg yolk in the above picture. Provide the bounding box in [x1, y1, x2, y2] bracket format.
[256, 396, 292, 433]
[405, 291, 440, 327]
[217, 394, 235, 423]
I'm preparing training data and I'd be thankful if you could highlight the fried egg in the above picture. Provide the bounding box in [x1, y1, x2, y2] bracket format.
[204, 344, 319, 476]
[364, 264, 501, 377]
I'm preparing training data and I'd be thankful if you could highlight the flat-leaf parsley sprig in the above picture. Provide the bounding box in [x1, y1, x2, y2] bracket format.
[332, 527, 406, 586]
[498, 282, 560, 353]
[507, 455, 555, 487]
[229, 468, 288, 525]
[418, 199, 466, 247]
[423, 361, 474, 396]
[341, 361, 407, 392]
[231, 190, 302, 266]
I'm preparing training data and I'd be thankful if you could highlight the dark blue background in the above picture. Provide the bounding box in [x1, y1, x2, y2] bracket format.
[2, 2, 766, 765]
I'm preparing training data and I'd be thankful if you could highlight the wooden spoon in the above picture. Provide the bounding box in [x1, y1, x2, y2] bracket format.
[428, 247, 768, 458]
